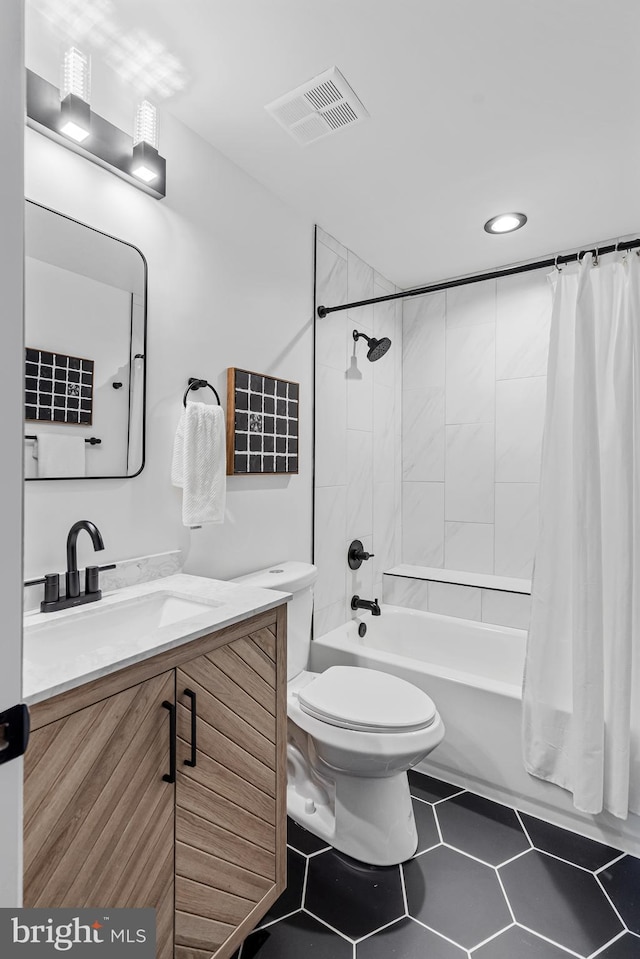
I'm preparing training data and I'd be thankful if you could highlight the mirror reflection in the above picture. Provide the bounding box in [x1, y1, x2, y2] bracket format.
[24, 201, 146, 479]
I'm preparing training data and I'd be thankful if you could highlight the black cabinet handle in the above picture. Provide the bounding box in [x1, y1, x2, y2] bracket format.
[162, 700, 176, 783]
[184, 688, 197, 767]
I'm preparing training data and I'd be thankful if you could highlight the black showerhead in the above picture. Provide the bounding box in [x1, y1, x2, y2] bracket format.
[353, 329, 392, 362]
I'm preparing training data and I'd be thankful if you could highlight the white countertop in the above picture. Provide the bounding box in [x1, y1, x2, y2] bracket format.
[23, 573, 291, 706]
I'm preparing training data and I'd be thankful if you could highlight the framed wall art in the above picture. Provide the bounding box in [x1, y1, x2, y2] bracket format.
[25, 347, 94, 425]
[227, 367, 299, 475]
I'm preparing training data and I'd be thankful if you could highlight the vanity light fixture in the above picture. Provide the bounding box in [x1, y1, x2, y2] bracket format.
[484, 212, 528, 234]
[131, 100, 161, 184]
[59, 47, 91, 143]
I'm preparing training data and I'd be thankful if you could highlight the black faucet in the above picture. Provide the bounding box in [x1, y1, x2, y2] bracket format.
[351, 595, 381, 616]
[36, 520, 107, 613]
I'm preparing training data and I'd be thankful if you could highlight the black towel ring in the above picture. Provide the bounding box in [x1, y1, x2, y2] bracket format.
[183, 377, 221, 407]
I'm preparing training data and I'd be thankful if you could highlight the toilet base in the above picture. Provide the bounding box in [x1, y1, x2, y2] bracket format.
[288, 768, 418, 866]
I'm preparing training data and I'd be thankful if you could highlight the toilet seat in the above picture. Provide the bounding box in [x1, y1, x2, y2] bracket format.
[297, 666, 437, 733]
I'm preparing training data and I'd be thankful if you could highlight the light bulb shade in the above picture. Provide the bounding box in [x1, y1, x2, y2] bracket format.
[61, 47, 90, 104]
[484, 212, 528, 234]
[134, 100, 158, 149]
[131, 141, 164, 183]
[59, 94, 91, 142]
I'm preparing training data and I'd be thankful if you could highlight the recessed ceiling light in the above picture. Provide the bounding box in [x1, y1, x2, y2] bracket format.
[484, 212, 528, 234]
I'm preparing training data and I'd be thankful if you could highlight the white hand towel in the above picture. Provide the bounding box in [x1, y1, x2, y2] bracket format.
[172, 402, 226, 527]
[33, 434, 86, 478]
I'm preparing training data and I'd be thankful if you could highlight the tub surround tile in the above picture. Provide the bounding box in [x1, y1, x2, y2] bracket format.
[402, 387, 445, 482]
[242, 912, 352, 959]
[403, 292, 446, 390]
[347, 430, 374, 538]
[494, 483, 539, 578]
[373, 271, 395, 293]
[383, 575, 430, 612]
[346, 534, 374, 615]
[472, 925, 570, 959]
[496, 270, 552, 380]
[347, 250, 374, 330]
[495, 377, 546, 483]
[315, 242, 348, 370]
[314, 485, 347, 610]
[445, 424, 495, 523]
[357, 918, 466, 959]
[481, 590, 531, 630]
[373, 383, 395, 483]
[436, 792, 531, 867]
[317, 227, 348, 260]
[315, 364, 347, 486]
[372, 289, 395, 389]
[347, 348, 374, 431]
[519, 813, 621, 872]
[305, 849, 404, 940]
[402, 482, 445, 566]
[408, 771, 465, 804]
[287, 818, 331, 856]
[372, 482, 396, 587]
[412, 797, 441, 853]
[445, 323, 495, 425]
[386, 565, 531, 594]
[445, 522, 494, 574]
[446, 279, 496, 329]
[313, 600, 345, 640]
[404, 845, 511, 949]
[599, 856, 640, 935]
[499, 851, 624, 956]
[427, 581, 481, 621]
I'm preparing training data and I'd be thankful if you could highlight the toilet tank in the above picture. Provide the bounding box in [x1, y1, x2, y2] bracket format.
[233, 562, 318, 681]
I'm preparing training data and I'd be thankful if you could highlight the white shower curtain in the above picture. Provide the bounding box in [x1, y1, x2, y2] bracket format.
[523, 250, 640, 820]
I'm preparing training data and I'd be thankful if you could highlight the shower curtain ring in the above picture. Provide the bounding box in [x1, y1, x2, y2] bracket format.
[554, 254, 562, 272]
[593, 246, 599, 267]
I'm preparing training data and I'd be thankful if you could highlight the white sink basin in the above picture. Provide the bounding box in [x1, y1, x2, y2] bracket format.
[24, 591, 223, 666]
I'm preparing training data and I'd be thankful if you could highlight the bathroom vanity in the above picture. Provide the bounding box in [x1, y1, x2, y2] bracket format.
[22, 575, 289, 959]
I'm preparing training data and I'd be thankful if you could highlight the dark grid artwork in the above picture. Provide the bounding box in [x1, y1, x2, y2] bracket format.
[25, 348, 94, 425]
[227, 368, 299, 474]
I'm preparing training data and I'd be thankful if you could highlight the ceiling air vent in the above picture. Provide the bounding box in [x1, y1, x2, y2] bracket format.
[265, 67, 369, 146]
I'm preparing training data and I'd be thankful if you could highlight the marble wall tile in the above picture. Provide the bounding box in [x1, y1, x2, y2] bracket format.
[372, 481, 396, 586]
[496, 270, 552, 379]
[315, 364, 347, 487]
[494, 482, 539, 578]
[402, 387, 445, 482]
[347, 250, 374, 331]
[403, 292, 446, 390]
[495, 376, 547, 483]
[445, 424, 495, 523]
[481, 589, 531, 630]
[383, 574, 430, 611]
[402, 482, 445, 566]
[373, 287, 396, 388]
[374, 270, 395, 293]
[373, 384, 396, 484]
[444, 522, 494, 573]
[445, 323, 496, 424]
[315, 241, 348, 371]
[346, 344, 374, 431]
[317, 227, 348, 260]
[314, 600, 345, 639]
[446, 279, 496, 328]
[427, 581, 482, 621]
[347, 429, 373, 538]
[314, 485, 347, 610]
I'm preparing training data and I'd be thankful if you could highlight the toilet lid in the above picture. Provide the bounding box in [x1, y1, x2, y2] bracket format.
[298, 666, 437, 732]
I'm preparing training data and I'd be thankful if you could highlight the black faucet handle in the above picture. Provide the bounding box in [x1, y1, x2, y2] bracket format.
[85, 566, 101, 595]
[44, 573, 60, 605]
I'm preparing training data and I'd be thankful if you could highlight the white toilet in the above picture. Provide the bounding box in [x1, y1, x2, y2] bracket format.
[233, 561, 444, 865]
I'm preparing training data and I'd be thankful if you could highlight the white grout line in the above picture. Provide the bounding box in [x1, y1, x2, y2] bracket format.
[514, 922, 584, 958]
[433, 804, 444, 844]
[300, 856, 310, 910]
[587, 929, 628, 959]
[594, 872, 629, 932]
[399, 861, 409, 915]
[595, 852, 627, 874]
[495, 869, 517, 924]
[514, 808, 535, 848]
[256, 907, 304, 931]
[410, 915, 472, 953]
[352, 916, 406, 944]
[468, 922, 515, 953]
[438, 840, 503, 869]
[521, 846, 603, 876]
[411, 840, 442, 860]
[431, 789, 467, 804]
[302, 907, 358, 944]
[495, 847, 532, 869]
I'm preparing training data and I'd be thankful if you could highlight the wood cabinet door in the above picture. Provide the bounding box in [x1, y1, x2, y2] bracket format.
[24, 671, 176, 959]
[175, 621, 286, 959]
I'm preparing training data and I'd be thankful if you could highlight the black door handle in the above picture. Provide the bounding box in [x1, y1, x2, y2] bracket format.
[162, 700, 176, 783]
[184, 688, 197, 768]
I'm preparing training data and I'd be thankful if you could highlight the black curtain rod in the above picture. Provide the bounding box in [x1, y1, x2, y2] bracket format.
[316, 237, 640, 318]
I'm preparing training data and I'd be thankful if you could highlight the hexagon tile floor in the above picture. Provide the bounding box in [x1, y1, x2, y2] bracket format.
[237, 771, 640, 959]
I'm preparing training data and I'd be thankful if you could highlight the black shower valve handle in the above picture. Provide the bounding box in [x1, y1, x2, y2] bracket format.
[348, 539, 375, 570]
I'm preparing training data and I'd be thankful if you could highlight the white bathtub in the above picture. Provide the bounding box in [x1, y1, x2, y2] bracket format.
[311, 605, 640, 857]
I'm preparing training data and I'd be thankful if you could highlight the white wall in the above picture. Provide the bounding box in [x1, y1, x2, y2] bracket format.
[314, 228, 402, 636]
[401, 271, 552, 578]
[24, 82, 313, 581]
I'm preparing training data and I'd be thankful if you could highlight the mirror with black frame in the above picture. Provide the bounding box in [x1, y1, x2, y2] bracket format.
[24, 201, 146, 480]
